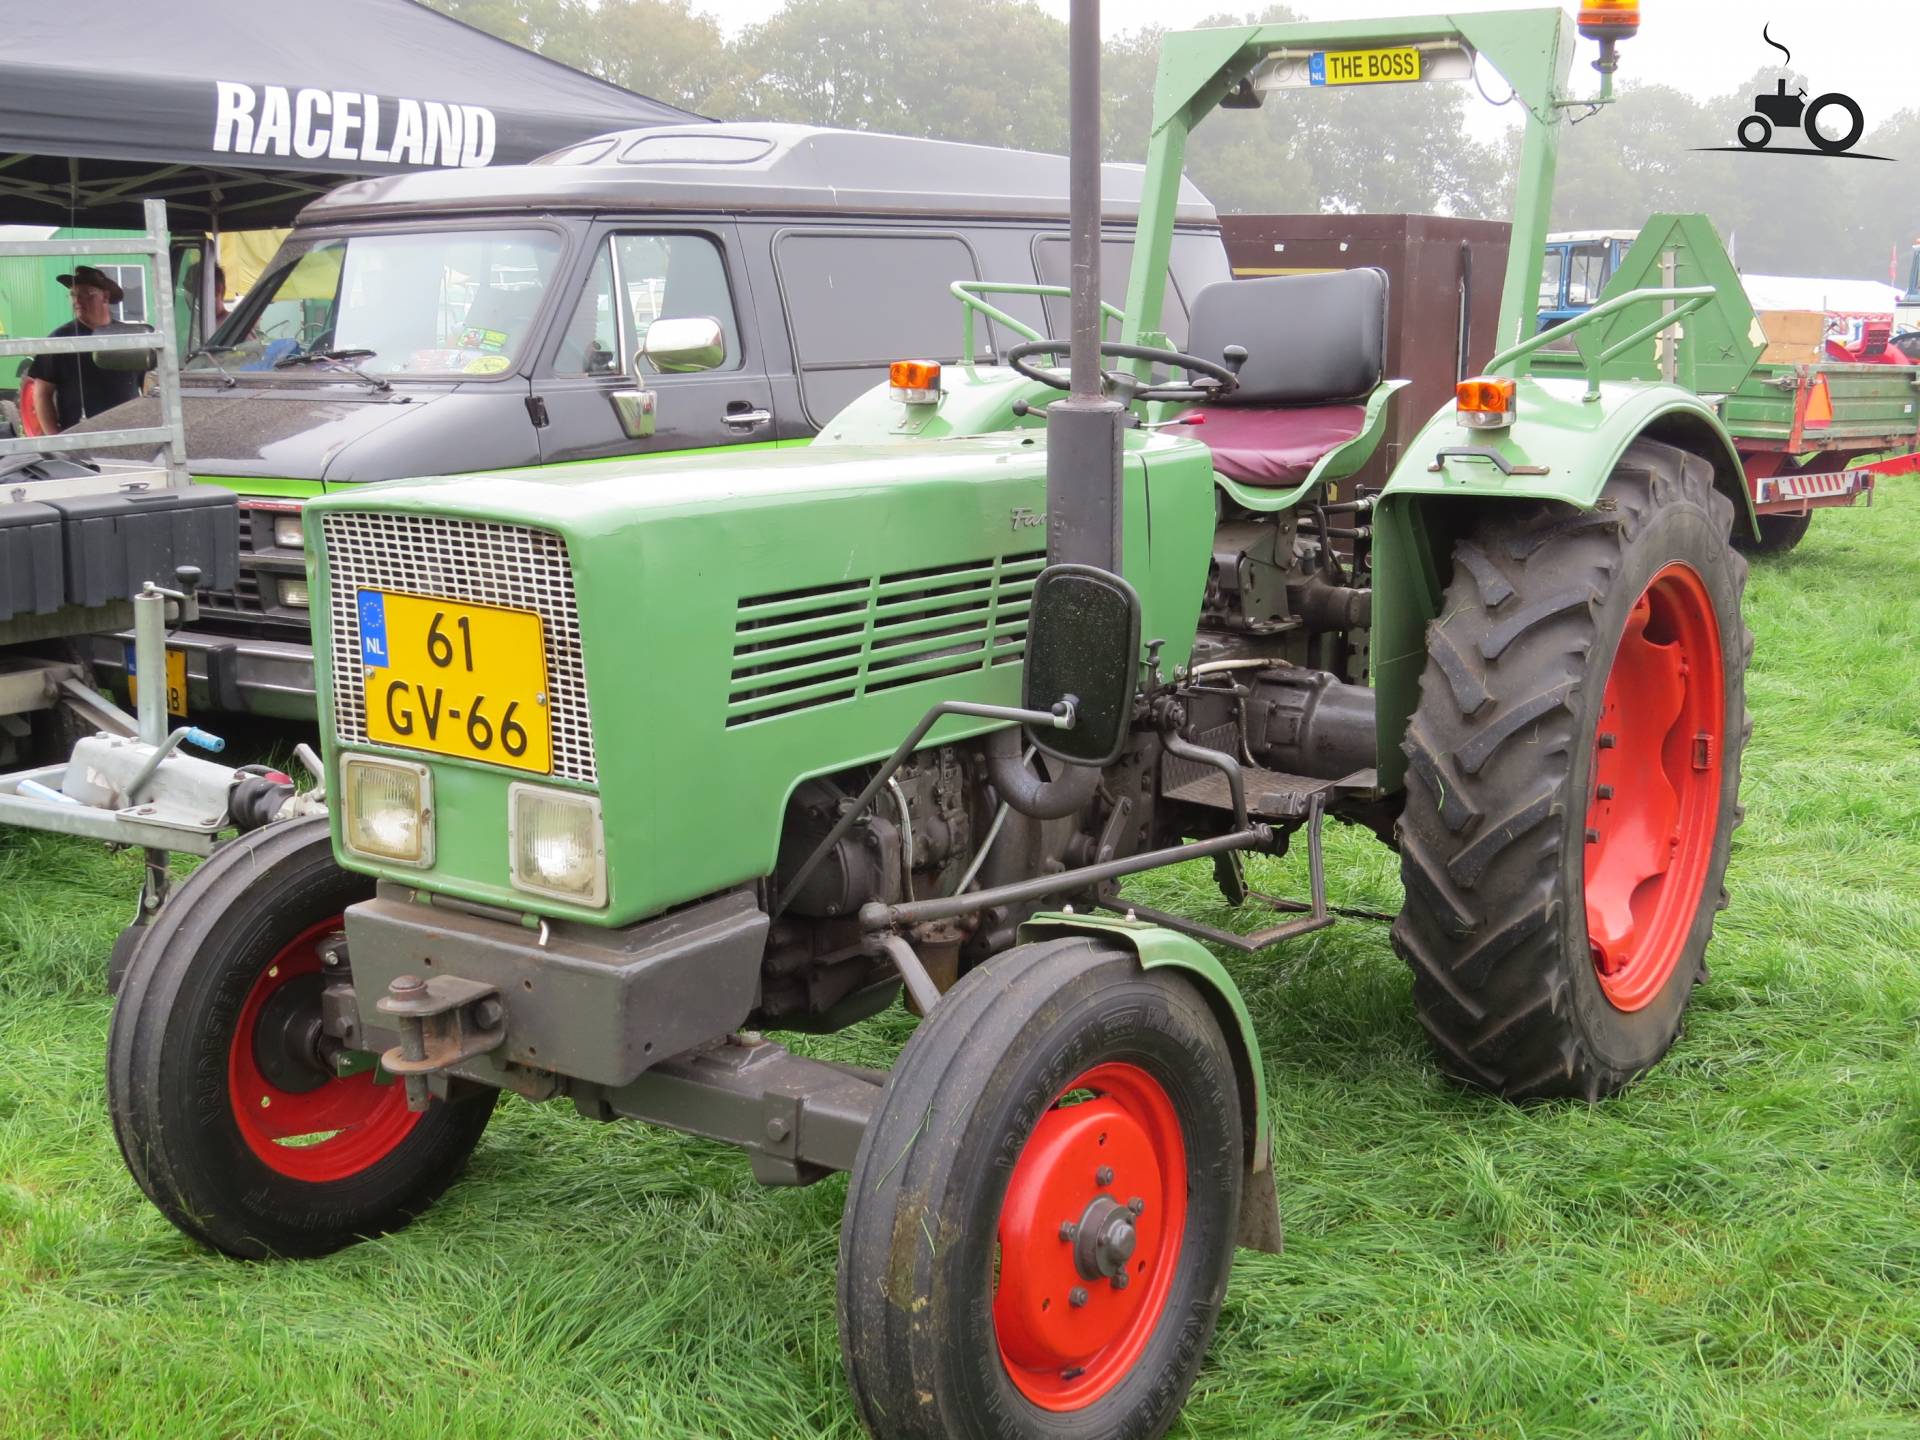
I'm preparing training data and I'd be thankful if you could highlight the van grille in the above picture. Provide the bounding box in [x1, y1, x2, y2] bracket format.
[727, 551, 1044, 727]
[321, 512, 597, 782]
[195, 506, 263, 616]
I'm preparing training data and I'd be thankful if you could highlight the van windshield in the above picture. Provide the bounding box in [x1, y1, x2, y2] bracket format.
[193, 228, 562, 379]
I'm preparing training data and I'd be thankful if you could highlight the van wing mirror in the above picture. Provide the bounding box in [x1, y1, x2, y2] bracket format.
[1021, 564, 1140, 768]
[639, 316, 726, 375]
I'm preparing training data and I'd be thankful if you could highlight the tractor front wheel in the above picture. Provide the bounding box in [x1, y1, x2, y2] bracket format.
[838, 938, 1242, 1439]
[1393, 440, 1750, 1100]
[108, 817, 495, 1258]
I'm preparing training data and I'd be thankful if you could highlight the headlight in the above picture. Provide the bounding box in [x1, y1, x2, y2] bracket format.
[341, 755, 434, 867]
[278, 576, 310, 608]
[508, 783, 606, 906]
[272, 512, 305, 548]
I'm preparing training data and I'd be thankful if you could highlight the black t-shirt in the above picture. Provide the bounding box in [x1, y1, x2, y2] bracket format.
[25, 320, 146, 430]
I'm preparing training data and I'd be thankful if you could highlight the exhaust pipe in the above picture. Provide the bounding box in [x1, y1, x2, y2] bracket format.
[1045, 0, 1127, 576]
[984, 727, 1100, 818]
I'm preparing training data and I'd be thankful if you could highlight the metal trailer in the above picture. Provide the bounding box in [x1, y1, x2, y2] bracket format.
[1227, 213, 1918, 555]
[1530, 213, 1920, 552]
[0, 201, 296, 968]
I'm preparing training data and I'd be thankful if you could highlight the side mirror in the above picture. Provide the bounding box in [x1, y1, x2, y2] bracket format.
[639, 316, 726, 375]
[1021, 563, 1141, 768]
[94, 320, 157, 373]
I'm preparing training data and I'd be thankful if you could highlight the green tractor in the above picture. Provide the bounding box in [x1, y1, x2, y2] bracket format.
[110, 5, 1751, 1436]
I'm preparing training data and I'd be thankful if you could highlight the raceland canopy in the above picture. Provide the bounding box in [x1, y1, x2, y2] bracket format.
[0, 0, 705, 229]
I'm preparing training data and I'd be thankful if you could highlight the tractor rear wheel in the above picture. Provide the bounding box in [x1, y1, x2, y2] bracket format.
[1393, 440, 1750, 1100]
[108, 817, 495, 1258]
[838, 937, 1241, 1439]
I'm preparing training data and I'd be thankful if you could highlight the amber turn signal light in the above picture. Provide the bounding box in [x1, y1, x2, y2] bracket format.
[889, 360, 942, 405]
[1456, 376, 1516, 429]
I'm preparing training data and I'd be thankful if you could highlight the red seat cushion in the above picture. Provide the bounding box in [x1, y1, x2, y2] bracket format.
[1178, 403, 1366, 488]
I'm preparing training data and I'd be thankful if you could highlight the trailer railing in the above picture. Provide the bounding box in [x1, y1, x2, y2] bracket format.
[0, 198, 186, 481]
[1489, 284, 1719, 399]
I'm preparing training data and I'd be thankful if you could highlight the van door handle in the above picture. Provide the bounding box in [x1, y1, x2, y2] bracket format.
[723, 406, 772, 431]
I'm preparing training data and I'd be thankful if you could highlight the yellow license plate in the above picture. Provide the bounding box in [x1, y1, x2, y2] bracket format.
[127, 645, 188, 717]
[1311, 46, 1422, 86]
[359, 590, 552, 774]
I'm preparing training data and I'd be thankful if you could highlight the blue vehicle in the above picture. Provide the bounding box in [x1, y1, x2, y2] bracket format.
[1538, 229, 1636, 330]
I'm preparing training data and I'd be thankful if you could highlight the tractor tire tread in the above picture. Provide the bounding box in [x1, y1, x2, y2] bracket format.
[1392, 439, 1752, 1100]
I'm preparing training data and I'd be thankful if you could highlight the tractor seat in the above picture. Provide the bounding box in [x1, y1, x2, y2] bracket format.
[1178, 267, 1389, 488]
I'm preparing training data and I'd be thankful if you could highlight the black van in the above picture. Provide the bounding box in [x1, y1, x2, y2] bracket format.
[73, 122, 1229, 720]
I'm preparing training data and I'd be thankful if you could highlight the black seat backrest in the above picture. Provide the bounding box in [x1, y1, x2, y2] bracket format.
[1186, 268, 1388, 407]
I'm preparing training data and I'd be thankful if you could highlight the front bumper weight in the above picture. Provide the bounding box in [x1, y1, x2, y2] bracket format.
[345, 885, 767, 1090]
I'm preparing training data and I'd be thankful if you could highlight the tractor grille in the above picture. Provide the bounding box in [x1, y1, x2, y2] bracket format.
[321, 512, 597, 782]
[726, 550, 1044, 727]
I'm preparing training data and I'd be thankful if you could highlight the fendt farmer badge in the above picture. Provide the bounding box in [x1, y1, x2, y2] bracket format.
[1696, 24, 1889, 161]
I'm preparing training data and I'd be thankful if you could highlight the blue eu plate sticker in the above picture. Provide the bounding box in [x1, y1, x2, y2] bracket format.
[1308, 51, 1327, 85]
[358, 590, 390, 669]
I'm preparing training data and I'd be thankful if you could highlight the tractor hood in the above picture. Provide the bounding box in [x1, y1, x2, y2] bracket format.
[305, 432, 1217, 927]
[61, 383, 535, 485]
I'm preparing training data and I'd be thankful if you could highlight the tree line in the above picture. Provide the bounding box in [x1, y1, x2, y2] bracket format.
[429, 0, 1918, 283]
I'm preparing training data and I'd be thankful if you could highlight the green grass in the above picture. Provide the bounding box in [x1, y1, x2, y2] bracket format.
[4, 493, 1919, 1438]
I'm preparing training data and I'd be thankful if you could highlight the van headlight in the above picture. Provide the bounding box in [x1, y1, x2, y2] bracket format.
[508, 783, 607, 906]
[340, 755, 434, 866]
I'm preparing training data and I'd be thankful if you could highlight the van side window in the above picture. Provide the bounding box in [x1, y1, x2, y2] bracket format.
[1034, 237, 1190, 348]
[554, 233, 743, 376]
[777, 233, 985, 424]
[555, 245, 619, 376]
[616, 234, 742, 371]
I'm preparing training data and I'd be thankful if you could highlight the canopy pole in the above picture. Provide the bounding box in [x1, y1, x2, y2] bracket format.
[200, 191, 222, 349]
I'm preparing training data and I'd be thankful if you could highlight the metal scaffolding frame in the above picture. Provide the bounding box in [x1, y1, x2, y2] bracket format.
[0, 196, 186, 483]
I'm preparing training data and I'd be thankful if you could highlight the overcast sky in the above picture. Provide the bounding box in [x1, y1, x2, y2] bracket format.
[707, 0, 1914, 146]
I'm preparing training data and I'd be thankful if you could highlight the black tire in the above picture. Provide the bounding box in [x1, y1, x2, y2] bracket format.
[108, 817, 495, 1258]
[1734, 509, 1813, 555]
[1805, 93, 1865, 154]
[1738, 114, 1771, 150]
[1393, 440, 1751, 1100]
[839, 938, 1242, 1440]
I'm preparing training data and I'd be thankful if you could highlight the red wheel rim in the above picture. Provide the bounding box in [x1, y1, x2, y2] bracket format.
[226, 916, 421, 1182]
[993, 1062, 1187, 1411]
[1584, 563, 1724, 1011]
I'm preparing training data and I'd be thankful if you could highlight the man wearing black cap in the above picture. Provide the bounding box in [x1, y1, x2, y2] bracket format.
[24, 265, 147, 434]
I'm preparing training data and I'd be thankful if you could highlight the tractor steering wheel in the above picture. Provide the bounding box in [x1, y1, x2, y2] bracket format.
[1006, 338, 1241, 405]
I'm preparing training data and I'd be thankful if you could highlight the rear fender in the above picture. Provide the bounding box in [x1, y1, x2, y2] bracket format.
[1368, 381, 1753, 791]
[1016, 911, 1282, 1254]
